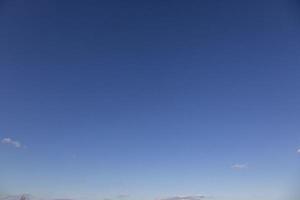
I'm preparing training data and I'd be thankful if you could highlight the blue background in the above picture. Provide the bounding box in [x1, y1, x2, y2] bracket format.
[1, 1, 300, 200]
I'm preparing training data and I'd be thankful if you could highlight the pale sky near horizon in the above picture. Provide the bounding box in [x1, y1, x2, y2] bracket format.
[1, 1, 300, 200]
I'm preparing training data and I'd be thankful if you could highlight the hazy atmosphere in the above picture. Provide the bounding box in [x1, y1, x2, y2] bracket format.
[1, 1, 300, 200]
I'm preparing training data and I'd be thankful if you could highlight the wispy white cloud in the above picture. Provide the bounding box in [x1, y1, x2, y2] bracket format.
[158, 195, 206, 200]
[0, 194, 34, 200]
[1, 138, 22, 148]
[231, 163, 248, 170]
[297, 148, 300, 154]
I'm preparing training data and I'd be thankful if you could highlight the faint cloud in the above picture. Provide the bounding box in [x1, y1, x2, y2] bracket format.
[71, 154, 78, 159]
[102, 194, 129, 200]
[297, 148, 300, 154]
[231, 163, 248, 170]
[53, 199, 74, 200]
[116, 195, 130, 199]
[1, 138, 22, 148]
[158, 195, 206, 200]
[0, 194, 34, 200]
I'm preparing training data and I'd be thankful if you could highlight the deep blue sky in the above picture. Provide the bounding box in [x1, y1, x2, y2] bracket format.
[1, 1, 300, 200]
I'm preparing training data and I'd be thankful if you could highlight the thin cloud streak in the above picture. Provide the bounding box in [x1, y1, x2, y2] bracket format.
[231, 163, 248, 170]
[1, 138, 22, 148]
[158, 195, 206, 200]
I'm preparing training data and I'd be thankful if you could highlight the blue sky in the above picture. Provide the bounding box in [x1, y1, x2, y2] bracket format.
[1, 1, 300, 200]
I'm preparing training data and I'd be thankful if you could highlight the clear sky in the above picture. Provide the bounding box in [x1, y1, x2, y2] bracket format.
[0, 1, 300, 200]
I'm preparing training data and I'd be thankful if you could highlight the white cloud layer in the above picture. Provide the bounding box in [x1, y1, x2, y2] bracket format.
[231, 163, 248, 170]
[158, 195, 206, 200]
[1, 137, 22, 148]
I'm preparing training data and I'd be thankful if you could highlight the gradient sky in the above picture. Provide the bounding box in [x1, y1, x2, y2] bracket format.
[1, 1, 300, 200]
